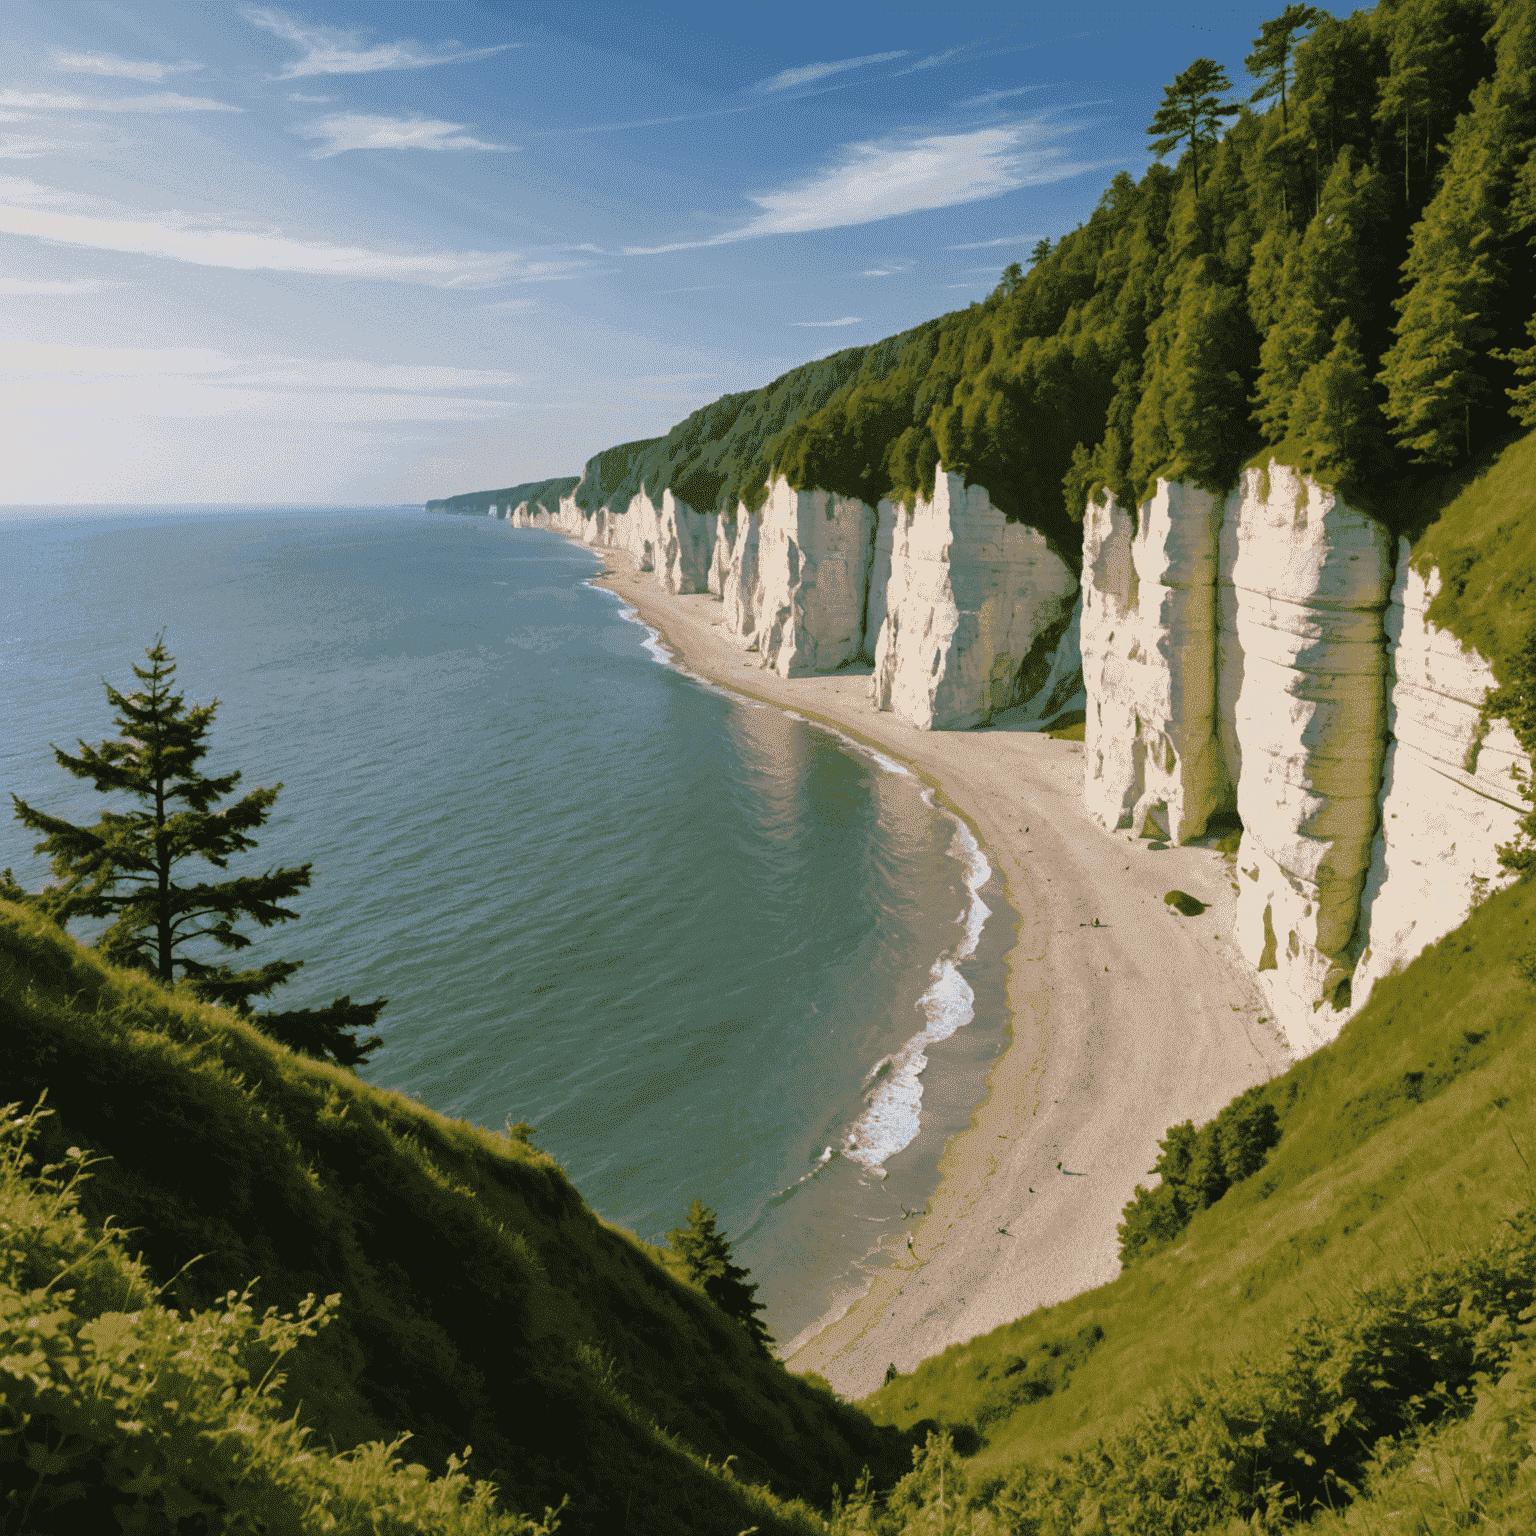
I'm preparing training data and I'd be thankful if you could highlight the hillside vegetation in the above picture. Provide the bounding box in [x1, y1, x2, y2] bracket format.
[0, 899, 911, 1535]
[426, 477, 578, 518]
[844, 871, 1536, 1527]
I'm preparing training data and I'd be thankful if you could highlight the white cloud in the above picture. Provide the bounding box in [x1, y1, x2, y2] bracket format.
[297, 113, 513, 159]
[790, 316, 862, 327]
[753, 51, 908, 93]
[0, 277, 115, 294]
[0, 342, 527, 423]
[50, 51, 202, 82]
[862, 257, 915, 276]
[0, 180, 575, 288]
[947, 233, 1035, 249]
[958, 84, 1049, 108]
[0, 135, 66, 160]
[243, 6, 517, 79]
[0, 89, 240, 114]
[287, 92, 334, 103]
[626, 124, 1090, 253]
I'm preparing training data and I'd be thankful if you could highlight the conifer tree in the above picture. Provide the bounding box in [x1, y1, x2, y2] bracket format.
[1251, 150, 1389, 444]
[1378, 0, 1535, 464]
[1246, 3, 1323, 132]
[667, 1200, 773, 1355]
[10, 639, 386, 1066]
[1285, 318, 1390, 488]
[1147, 58, 1239, 197]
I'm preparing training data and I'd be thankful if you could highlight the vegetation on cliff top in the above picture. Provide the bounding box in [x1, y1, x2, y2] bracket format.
[426, 477, 578, 518]
[427, 0, 1522, 553]
[0, 898, 911, 1534]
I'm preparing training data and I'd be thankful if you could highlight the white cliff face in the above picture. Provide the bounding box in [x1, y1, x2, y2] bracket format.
[1219, 463, 1396, 1053]
[862, 502, 895, 665]
[1350, 545, 1530, 1008]
[721, 507, 762, 649]
[752, 478, 877, 676]
[871, 469, 1082, 731]
[708, 514, 734, 597]
[1080, 480, 1228, 844]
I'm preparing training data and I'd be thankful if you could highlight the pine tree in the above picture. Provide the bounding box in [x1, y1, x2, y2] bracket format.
[666, 1199, 773, 1354]
[1147, 58, 1239, 197]
[1246, 3, 1323, 132]
[1286, 319, 1390, 488]
[1251, 150, 1390, 444]
[1377, 0, 1535, 465]
[10, 639, 386, 1067]
[1144, 256, 1256, 492]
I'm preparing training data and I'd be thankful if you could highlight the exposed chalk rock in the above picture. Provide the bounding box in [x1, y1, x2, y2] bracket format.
[1220, 462, 1395, 1053]
[1080, 480, 1227, 844]
[753, 478, 877, 676]
[871, 470, 1080, 730]
[721, 506, 762, 651]
[1350, 543, 1530, 1009]
[708, 514, 734, 597]
[861, 502, 896, 665]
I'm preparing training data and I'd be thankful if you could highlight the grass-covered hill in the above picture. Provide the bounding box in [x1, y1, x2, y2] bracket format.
[438, 0, 1536, 567]
[834, 866, 1536, 1529]
[426, 477, 579, 518]
[0, 898, 913, 1535]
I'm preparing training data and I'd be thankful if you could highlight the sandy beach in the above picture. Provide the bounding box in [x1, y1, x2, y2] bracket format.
[585, 543, 1292, 1402]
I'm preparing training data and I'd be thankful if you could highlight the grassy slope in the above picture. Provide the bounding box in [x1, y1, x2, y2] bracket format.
[1409, 428, 1536, 682]
[0, 900, 911, 1536]
[859, 872, 1536, 1480]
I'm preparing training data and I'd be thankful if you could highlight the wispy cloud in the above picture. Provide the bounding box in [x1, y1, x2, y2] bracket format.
[0, 89, 240, 114]
[481, 298, 539, 314]
[287, 92, 333, 103]
[626, 123, 1090, 253]
[243, 6, 517, 79]
[0, 135, 67, 160]
[862, 257, 916, 276]
[50, 50, 203, 82]
[753, 51, 908, 93]
[296, 114, 514, 159]
[0, 276, 116, 294]
[0, 179, 574, 288]
[790, 316, 862, 327]
[959, 84, 1050, 108]
[946, 232, 1035, 249]
[2, 342, 528, 423]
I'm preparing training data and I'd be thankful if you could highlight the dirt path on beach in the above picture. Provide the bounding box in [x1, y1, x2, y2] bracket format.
[584, 546, 1292, 1401]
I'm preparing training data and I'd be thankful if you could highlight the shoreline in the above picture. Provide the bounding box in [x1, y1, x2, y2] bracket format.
[578, 538, 1292, 1401]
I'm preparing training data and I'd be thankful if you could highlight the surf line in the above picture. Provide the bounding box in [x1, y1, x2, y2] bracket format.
[578, 554, 998, 1185]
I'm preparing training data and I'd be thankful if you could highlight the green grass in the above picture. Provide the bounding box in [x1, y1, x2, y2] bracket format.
[0, 899, 911, 1536]
[858, 873, 1536, 1483]
[1408, 428, 1536, 685]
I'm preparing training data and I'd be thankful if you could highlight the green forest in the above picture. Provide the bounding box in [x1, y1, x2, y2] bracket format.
[451, 0, 1536, 566]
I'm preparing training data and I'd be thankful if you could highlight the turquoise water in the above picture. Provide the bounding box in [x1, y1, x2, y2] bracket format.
[0, 506, 1014, 1347]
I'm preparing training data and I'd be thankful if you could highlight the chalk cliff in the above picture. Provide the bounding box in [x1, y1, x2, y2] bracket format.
[1078, 458, 1528, 1053]
[1349, 547, 1529, 1011]
[872, 471, 1081, 730]
[474, 449, 1527, 1058]
[1081, 480, 1227, 844]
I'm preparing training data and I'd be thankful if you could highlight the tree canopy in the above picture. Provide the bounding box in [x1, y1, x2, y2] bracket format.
[666, 1199, 774, 1355]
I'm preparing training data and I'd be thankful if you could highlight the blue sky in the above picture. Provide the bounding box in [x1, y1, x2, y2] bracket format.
[3, 0, 1306, 504]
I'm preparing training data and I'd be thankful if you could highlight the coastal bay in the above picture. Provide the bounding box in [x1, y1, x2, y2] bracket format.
[580, 536, 1293, 1399]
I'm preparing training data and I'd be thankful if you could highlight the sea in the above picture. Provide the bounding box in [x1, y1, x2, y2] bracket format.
[0, 505, 1015, 1352]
